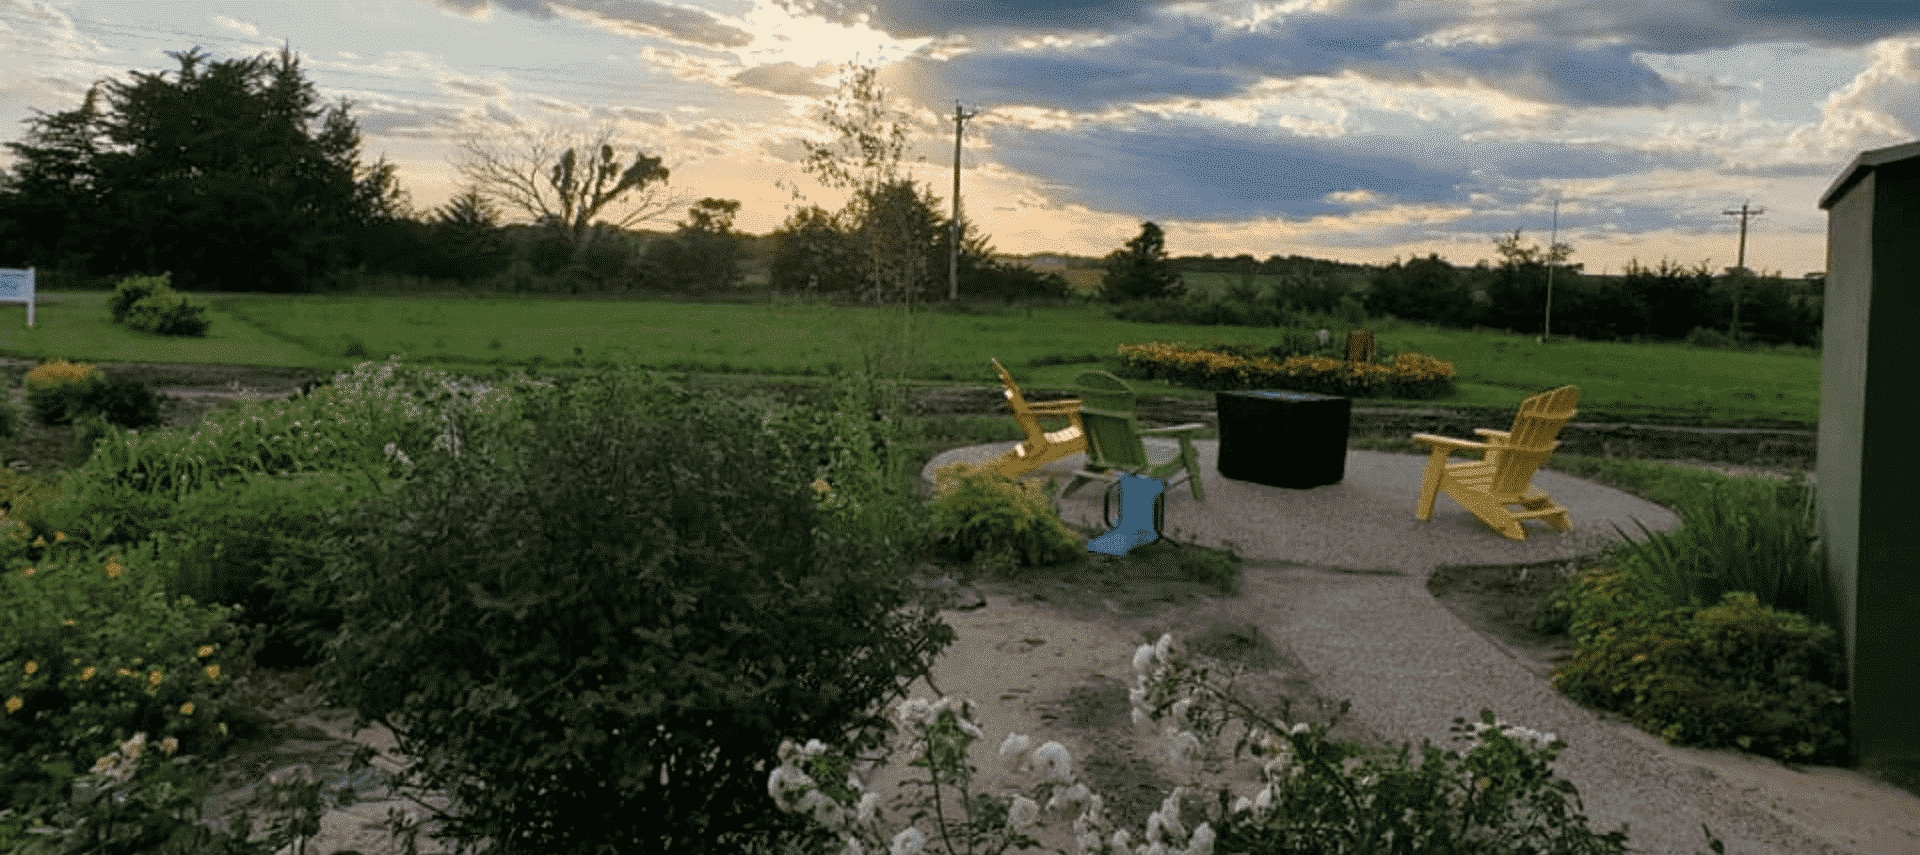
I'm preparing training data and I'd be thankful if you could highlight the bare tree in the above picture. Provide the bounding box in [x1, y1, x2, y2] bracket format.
[444, 120, 691, 267]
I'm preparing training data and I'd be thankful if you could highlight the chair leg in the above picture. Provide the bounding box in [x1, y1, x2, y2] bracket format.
[1415, 465, 1445, 521]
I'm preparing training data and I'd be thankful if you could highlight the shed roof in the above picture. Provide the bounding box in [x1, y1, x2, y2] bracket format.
[1820, 139, 1920, 210]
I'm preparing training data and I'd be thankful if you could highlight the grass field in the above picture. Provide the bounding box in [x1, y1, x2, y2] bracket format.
[0, 289, 1821, 426]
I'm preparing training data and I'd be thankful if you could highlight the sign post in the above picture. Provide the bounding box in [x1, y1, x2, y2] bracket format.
[0, 268, 35, 327]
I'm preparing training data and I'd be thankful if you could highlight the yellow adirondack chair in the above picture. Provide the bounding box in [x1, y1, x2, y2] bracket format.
[1058, 370, 1207, 503]
[985, 358, 1087, 480]
[1411, 385, 1580, 541]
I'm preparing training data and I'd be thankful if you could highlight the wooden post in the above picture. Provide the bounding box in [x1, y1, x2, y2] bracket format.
[1817, 139, 1920, 779]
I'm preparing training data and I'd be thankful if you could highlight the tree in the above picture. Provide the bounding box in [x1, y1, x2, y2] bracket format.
[0, 84, 118, 280]
[1099, 221, 1185, 302]
[768, 205, 859, 299]
[423, 186, 510, 281]
[445, 121, 684, 275]
[649, 197, 744, 294]
[0, 45, 412, 292]
[1364, 254, 1474, 326]
[790, 62, 931, 402]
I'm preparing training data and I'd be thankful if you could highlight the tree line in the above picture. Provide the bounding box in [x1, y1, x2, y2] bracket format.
[0, 45, 1077, 304]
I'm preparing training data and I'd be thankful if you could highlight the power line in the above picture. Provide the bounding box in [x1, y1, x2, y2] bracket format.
[949, 99, 978, 301]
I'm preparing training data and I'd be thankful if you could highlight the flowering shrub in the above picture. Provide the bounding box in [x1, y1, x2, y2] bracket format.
[925, 462, 1084, 574]
[1113, 341, 1456, 399]
[306, 368, 954, 854]
[1552, 590, 1849, 764]
[767, 632, 1716, 855]
[0, 540, 244, 826]
[23, 360, 105, 427]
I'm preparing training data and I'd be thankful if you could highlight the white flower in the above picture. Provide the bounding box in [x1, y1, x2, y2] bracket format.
[1048, 782, 1093, 814]
[1131, 707, 1153, 731]
[1153, 633, 1175, 665]
[1290, 721, 1311, 736]
[1184, 822, 1214, 855]
[890, 826, 926, 855]
[768, 765, 817, 808]
[1129, 686, 1149, 710]
[855, 792, 879, 824]
[894, 698, 932, 730]
[1109, 829, 1135, 855]
[843, 839, 865, 855]
[957, 717, 984, 739]
[1133, 643, 1154, 676]
[1253, 785, 1274, 812]
[1008, 795, 1040, 830]
[804, 738, 829, 757]
[1076, 832, 1104, 855]
[1167, 730, 1203, 775]
[1000, 733, 1033, 772]
[1149, 789, 1186, 841]
[1032, 741, 1075, 782]
[1170, 698, 1193, 728]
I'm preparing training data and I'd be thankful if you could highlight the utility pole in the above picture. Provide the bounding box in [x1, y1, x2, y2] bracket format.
[1722, 200, 1766, 342]
[1723, 200, 1765, 273]
[1542, 193, 1559, 343]
[950, 100, 979, 301]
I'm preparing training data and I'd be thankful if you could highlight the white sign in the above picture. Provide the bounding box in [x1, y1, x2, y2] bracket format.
[0, 268, 33, 327]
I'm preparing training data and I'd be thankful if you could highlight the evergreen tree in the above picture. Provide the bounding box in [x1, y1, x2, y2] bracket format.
[1099, 221, 1185, 302]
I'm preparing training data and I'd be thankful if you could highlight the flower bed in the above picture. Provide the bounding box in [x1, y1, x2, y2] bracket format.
[1116, 341, 1457, 399]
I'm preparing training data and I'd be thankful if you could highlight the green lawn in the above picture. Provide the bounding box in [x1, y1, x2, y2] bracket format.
[3, 290, 1820, 427]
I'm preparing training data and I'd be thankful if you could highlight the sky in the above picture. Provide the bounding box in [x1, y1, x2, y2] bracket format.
[5, 1, 1920, 278]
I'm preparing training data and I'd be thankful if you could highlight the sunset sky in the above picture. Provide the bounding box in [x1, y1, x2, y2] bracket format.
[5, 0, 1920, 278]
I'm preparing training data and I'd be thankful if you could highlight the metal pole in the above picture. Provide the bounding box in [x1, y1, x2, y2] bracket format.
[1542, 194, 1558, 342]
[949, 101, 977, 301]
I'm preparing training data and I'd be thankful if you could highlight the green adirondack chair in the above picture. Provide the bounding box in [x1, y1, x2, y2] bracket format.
[1058, 370, 1207, 505]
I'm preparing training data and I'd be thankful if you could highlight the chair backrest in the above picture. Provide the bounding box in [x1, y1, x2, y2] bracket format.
[1345, 329, 1376, 364]
[991, 357, 1038, 416]
[1488, 385, 1580, 497]
[1073, 370, 1137, 414]
[1078, 406, 1152, 470]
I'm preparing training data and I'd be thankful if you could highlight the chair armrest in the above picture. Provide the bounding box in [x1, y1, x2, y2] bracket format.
[1139, 423, 1209, 435]
[1410, 433, 1494, 452]
[1474, 428, 1511, 442]
[1027, 398, 1082, 413]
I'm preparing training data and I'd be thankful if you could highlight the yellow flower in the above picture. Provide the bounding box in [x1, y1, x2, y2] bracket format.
[160, 737, 179, 756]
[31, 537, 43, 547]
[205, 665, 220, 680]
[19, 567, 31, 577]
[117, 668, 133, 678]
[179, 702, 194, 716]
[4, 697, 20, 714]
[197, 645, 214, 658]
[60, 619, 73, 626]
[23, 661, 35, 676]
[105, 560, 124, 578]
[80, 666, 96, 681]
[148, 670, 163, 687]
[54, 532, 65, 542]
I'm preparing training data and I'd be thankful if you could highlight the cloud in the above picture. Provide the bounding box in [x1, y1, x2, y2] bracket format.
[442, 78, 509, 98]
[775, 0, 1166, 37]
[432, 0, 752, 47]
[1785, 36, 1920, 161]
[211, 15, 260, 38]
[986, 114, 1716, 222]
[731, 61, 834, 96]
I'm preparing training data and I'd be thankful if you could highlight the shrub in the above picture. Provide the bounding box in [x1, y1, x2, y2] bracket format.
[123, 291, 211, 337]
[23, 360, 104, 428]
[106, 274, 172, 325]
[0, 540, 246, 822]
[308, 370, 955, 855]
[143, 470, 395, 670]
[1552, 590, 1849, 765]
[924, 462, 1085, 573]
[1684, 326, 1733, 349]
